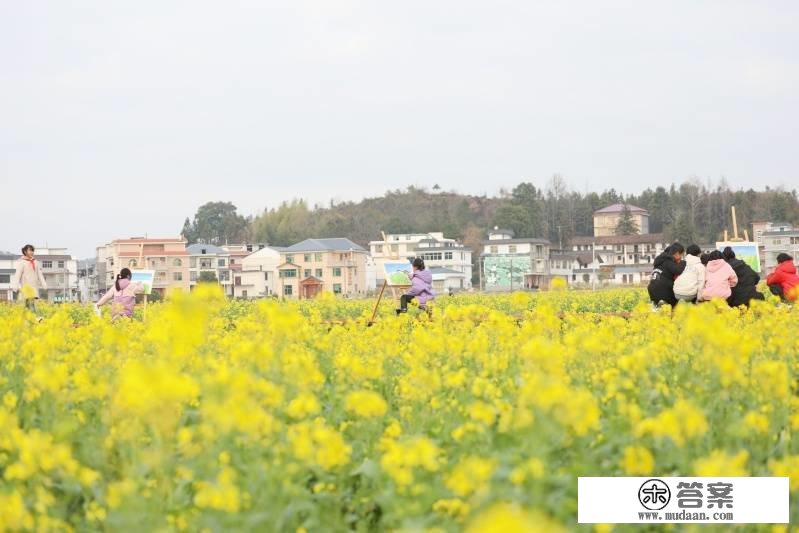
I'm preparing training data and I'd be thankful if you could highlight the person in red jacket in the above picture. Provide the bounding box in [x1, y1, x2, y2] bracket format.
[766, 253, 799, 302]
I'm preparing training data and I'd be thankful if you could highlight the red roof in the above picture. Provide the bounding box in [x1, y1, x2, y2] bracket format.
[113, 237, 186, 243]
[119, 251, 188, 256]
[594, 203, 647, 214]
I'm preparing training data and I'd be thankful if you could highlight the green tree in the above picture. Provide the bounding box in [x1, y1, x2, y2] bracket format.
[183, 202, 248, 245]
[615, 205, 639, 235]
[198, 271, 219, 284]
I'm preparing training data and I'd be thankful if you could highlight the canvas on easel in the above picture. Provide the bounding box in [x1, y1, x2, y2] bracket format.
[368, 260, 412, 325]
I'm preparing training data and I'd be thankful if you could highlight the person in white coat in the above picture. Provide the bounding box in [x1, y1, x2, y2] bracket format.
[12, 244, 48, 317]
[673, 244, 705, 303]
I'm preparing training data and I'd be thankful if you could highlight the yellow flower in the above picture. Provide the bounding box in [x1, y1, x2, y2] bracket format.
[620, 445, 654, 475]
[445, 456, 497, 497]
[466, 502, 565, 533]
[693, 450, 749, 477]
[286, 393, 321, 419]
[345, 390, 388, 418]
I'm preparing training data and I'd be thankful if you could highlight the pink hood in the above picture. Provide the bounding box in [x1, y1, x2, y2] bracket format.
[702, 259, 738, 300]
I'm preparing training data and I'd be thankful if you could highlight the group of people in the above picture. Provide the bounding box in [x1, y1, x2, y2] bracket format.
[11, 244, 143, 320]
[648, 242, 799, 308]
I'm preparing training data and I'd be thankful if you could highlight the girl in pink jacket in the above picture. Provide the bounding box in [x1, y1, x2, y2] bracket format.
[701, 250, 738, 301]
[96, 268, 143, 319]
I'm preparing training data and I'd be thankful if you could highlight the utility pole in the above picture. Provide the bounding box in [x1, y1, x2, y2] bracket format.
[592, 241, 597, 291]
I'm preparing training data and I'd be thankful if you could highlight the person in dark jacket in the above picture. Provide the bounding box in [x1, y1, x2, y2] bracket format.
[722, 247, 764, 307]
[647, 243, 687, 306]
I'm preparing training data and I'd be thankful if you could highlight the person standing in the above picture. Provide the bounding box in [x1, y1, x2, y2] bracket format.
[12, 244, 48, 318]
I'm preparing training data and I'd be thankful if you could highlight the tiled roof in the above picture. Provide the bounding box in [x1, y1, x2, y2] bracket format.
[569, 233, 666, 246]
[113, 237, 186, 243]
[482, 238, 550, 245]
[429, 267, 465, 275]
[119, 251, 188, 256]
[594, 203, 647, 214]
[186, 244, 227, 255]
[283, 238, 366, 253]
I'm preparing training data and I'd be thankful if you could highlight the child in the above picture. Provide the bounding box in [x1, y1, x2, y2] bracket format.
[647, 243, 687, 306]
[12, 244, 48, 319]
[722, 247, 764, 307]
[766, 253, 799, 302]
[673, 244, 705, 303]
[96, 268, 144, 319]
[396, 258, 435, 314]
[701, 250, 738, 301]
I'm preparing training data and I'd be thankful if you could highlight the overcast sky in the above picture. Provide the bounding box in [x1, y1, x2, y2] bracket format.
[2, 1, 798, 257]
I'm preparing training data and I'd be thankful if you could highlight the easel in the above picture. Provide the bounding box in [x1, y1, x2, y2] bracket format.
[368, 231, 410, 326]
[723, 205, 750, 242]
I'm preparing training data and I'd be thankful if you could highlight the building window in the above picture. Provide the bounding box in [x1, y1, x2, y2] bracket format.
[333, 267, 342, 277]
[0, 274, 10, 284]
[219, 271, 229, 282]
[791, 237, 799, 245]
[490, 245, 498, 254]
[286, 255, 294, 264]
[157, 271, 167, 280]
[315, 268, 323, 277]
[173, 272, 183, 281]
[304, 269, 311, 278]
[284, 285, 293, 296]
[264, 272, 269, 280]
[333, 284, 342, 294]
[190, 258, 197, 268]
[218, 259, 226, 267]
[109, 258, 114, 267]
[174, 258, 182, 267]
[234, 276, 241, 286]
[280, 269, 297, 278]
[375, 245, 383, 253]
[129, 259, 137, 267]
[445, 252, 453, 260]
[773, 239, 782, 245]
[536, 245, 543, 254]
[200, 259, 212, 268]
[304, 254, 312, 262]
[617, 255, 623, 262]
[508, 245, 517, 254]
[42, 261, 53, 268]
[57, 261, 65, 268]
[242, 290, 248, 298]
[315, 253, 323, 262]
[190, 271, 197, 282]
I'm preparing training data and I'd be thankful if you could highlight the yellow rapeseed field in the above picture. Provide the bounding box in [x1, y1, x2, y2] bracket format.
[0, 286, 797, 531]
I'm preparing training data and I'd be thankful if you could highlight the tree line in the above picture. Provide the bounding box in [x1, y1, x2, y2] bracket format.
[180, 178, 799, 257]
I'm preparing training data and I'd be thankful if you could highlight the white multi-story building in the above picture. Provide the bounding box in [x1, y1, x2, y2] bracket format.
[0, 247, 78, 302]
[761, 226, 799, 272]
[369, 232, 472, 290]
[481, 229, 551, 291]
[563, 234, 668, 287]
[0, 251, 17, 302]
[186, 244, 232, 294]
[233, 246, 283, 299]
